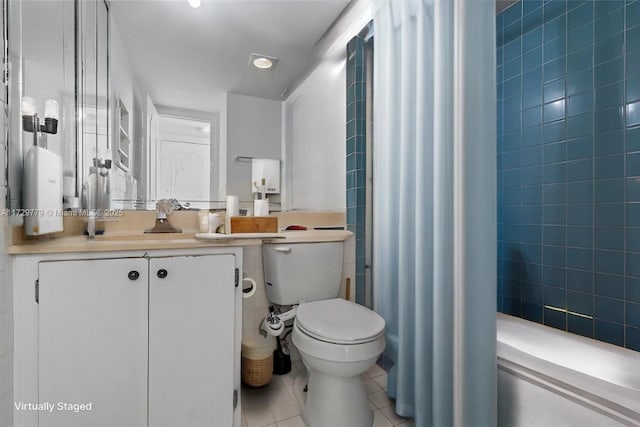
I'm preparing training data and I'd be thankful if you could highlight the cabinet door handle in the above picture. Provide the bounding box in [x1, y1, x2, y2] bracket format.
[157, 269, 168, 279]
[274, 247, 292, 253]
[128, 271, 140, 281]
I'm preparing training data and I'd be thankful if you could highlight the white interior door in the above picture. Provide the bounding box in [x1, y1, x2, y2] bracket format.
[38, 258, 148, 427]
[156, 139, 210, 202]
[148, 254, 236, 427]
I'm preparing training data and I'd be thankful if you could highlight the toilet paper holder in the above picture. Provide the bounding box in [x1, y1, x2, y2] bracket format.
[242, 277, 257, 299]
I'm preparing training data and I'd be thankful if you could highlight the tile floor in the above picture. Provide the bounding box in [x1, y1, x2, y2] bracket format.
[241, 360, 414, 427]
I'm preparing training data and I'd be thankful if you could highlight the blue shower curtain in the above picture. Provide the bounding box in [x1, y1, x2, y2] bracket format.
[372, 0, 497, 426]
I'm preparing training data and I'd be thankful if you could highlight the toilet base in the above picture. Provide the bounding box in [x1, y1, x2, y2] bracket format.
[302, 367, 372, 427]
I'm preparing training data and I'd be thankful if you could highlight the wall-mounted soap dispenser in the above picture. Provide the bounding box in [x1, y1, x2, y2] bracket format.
[21, 97, 64, 235]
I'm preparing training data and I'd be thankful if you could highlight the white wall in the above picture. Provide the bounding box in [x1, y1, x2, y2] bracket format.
[226, 93, 282, 202]
[0, 53, 14, 427]
[111, 22, 148, 207]
[283, 54, 347, 211]
[21, 0, 75, 161]
[279, 0, 375, 212]
[0, 202, 12, 427]
[0, 209, 12, 427]
[111, 23, 136, 131]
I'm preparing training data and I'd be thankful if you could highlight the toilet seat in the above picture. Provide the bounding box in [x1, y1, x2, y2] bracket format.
[295, 298, 386, 345]
[293, 322, 386, 364]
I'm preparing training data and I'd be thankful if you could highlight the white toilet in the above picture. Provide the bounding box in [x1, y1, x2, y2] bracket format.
[262, 241, 386, 427]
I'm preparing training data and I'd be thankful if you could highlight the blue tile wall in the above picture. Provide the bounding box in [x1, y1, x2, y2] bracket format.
[346, 36, 367, 304]
[497, 0, 640, 351]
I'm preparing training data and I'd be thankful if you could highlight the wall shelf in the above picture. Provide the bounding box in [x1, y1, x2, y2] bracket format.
[116, 99, 131, 171]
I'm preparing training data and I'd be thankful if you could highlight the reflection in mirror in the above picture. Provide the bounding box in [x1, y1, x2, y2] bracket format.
[119, 101, 220, 210]
[78, 0, 109, 213]
[107, 1, 350, 210]
[6, 0, 108, 214]
[144, 106, 220, 210]
[149, 115, 213, 209]
[7, 0, 75, 210]
[109, 10, 225, 210]
[7, 0, 351, 212]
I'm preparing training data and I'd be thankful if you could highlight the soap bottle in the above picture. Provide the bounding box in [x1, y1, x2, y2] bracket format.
[97, 151, 112, 211]
[197, 211, 209, 233]
[253, 178, 269, 216]
[85, 159, 98, 210]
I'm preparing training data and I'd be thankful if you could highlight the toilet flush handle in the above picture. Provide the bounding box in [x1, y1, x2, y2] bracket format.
[274, 247, 292, 253]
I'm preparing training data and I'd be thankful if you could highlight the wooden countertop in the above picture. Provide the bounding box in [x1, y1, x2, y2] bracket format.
[9, 230, 353, 255]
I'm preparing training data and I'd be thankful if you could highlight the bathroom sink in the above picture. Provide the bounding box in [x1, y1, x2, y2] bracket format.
[92, 232, 197, 242]
[194, 232, 283, 241]
[92, 232, 284, 242]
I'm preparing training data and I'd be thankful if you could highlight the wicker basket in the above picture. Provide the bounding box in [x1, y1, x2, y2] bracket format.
[241, 334, 276, 387]
[241, 354, 274, 387]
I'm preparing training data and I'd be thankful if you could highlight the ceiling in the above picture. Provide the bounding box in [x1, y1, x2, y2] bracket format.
[110, 0, 351, 111]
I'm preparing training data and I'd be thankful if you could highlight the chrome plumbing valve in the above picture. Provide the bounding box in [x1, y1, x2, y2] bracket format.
[259, 307, 298, 337]
[260, 313, 284, 337]
[266, 313, 281, 326]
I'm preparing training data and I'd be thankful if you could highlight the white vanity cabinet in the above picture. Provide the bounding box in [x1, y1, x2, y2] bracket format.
[148, 255, 236, 427]
[38, 257, 149, 427]
[13, 247, 243, 427]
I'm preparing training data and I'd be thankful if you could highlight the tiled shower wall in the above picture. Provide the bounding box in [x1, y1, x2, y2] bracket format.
[346, 35, 367, 305]
[497, 0, 640, 351]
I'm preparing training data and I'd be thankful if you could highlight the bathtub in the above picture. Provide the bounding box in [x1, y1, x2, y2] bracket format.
[497, 313, 640, 427]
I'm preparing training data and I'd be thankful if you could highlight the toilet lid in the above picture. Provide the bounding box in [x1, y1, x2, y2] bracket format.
[296, 298, 386, 345]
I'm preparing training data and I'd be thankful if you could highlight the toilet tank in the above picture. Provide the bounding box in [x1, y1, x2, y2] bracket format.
[263, 242, 344, 306]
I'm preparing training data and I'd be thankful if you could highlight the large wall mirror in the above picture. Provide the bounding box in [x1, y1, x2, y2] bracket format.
[6, 0, 108, 212]
[7, 0, 77, 210]
[7, 0, 350, 212]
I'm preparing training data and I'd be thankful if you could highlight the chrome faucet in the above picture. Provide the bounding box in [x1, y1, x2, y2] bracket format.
[144, 199, 182, 233]
[169, 198, 193, 210]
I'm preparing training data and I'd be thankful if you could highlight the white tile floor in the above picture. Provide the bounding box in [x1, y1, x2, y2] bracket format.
[241, 360, 414, 427]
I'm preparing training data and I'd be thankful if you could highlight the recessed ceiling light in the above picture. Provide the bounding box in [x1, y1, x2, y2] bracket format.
[254, 57, 273, 69]
[249, 53, 278, 70]
[188, 0, 201, 8]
